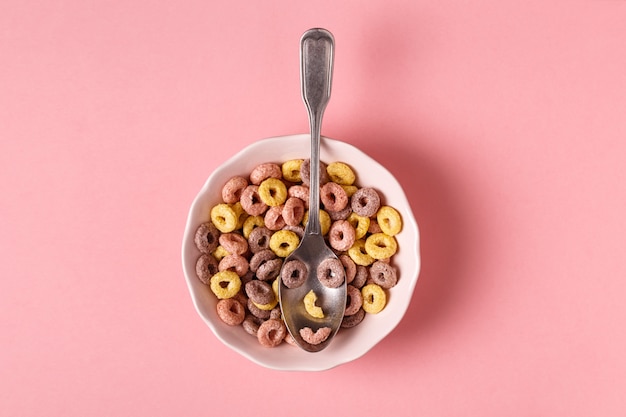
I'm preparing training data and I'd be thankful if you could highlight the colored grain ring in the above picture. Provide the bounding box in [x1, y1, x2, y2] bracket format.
[328, 219, 356, 252]
[257, 318, 287, 347]
[369, 260, 398, 289]
[351, 187, 381, 218]
[194, 222, 220, 254]
[280, 259, 308, 289]
[195, 253, 219, 284]
[240, 185, 268, 216]
[216, 298, 246, 326]
[317, 257, 345, 288]
[221, 176, 249, 204]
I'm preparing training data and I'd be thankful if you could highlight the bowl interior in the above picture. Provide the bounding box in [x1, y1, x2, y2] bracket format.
[182, 134, 420, 371]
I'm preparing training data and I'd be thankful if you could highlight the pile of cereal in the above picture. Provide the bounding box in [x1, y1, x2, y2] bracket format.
[193, 159, 402, 348]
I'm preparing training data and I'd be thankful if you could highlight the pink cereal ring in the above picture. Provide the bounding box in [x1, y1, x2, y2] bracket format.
[218, 233, 248, 255]
[317, 257, 345, 288]
[250, 163, 282, 185]
[288, 185, 310, 208]
[283, 197, 305, 226]
[218, 254, 249, 277]
[194, 222, 220, 254]
[264, 205, 286, 231]
[257, 318, 287, 347]
[240, 185, 268, 216]
[339, 254, 357, 284]
[320, 182, 348, 212]
[328, 220, 356, 252]
[216, 298, 246, 326]
[221, 176, 249, 204]
[299, 327, 332, 345]
[344, 285, 363, 316]
[351, 187, 381, 218]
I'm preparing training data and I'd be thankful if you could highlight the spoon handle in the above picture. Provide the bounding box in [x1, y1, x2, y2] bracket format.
[301, 28, 334, 235]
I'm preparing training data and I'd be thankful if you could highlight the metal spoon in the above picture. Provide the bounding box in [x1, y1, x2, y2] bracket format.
[278, 28, 347, 352]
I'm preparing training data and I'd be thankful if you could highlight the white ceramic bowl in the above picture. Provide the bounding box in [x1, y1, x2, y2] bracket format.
[182, 134, 420, 371]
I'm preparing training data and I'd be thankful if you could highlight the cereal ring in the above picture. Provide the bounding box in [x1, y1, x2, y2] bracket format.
[339, 254, 356, 284]
[348, 239, 374, 266]
[302, 209, 331, 235]
[320, 182, 348, 212]
[288, 185, 310, 208]
[245, 279, 274, 305]
[326, 162, 356, 185]
[299, 327, 331, 345]
[377, 205, 403, 236]
[216, 298, 245, 326]
[351, 187, 381, 218]
[212, 245, 229, 261]
[303, 290, 324, 318]
[258, 178, 288, 207]
[280, 259, 308, 289]
[209, 270, 242, 299]
[361, 284, 387, 314]
[248, 226, 272, 253]
[218, 233, 248, 255]
[240, 185, 268, 216]
[365, 233, 398, 260]
[194, 222, 220, 254]
[327, 205, 352, 221]
[270, 307, 282, 320]
[352, 265, 369, 288]
[368, 219, 383, 234]
[269, 230, 300, 257]
[369, 261, 398, 289]
[252, 279, 279, 310]
[195, 253, 219, 284]
[284, 332, 298, 347]
[300, 159, 330, 186]
[257, 318, 287, 347]
[344, 285, 363, 316]
[282, 159, 304, 182]
[242, 314, 264, 336]
[341, 308, 365, 328]
[250, 163, 282, 185]
[317, 257, 345, 288]
[210, 203, 238, 233]
[347, 212, 370, 240]
[284, 224, 304, 238]
[249, 249, 276, 272]
[282, 197, 305, 226]
[247, 298, 271, 319]
[242, 215, 264, 239]
[221, 176, 249, 204]
[256, 258, 283, 281]
[218, 254, 249, 277]
[231, 202, 248, 229]
[341, 185, 358, 197]
[328, 220, 356, 252]
[264, 205, 286, 231]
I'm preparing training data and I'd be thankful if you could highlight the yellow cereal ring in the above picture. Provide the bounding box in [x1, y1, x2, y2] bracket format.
[210, 203, 238, 233]
[348, 239, 374, 266]
[303, 290, 324, 318]
[365, 233, 398, 259]
[252, 278, 279, 310]
[242, 215, 264, 239]
[212, 245, 229, 261]
[269, 230, 300, 257]
[231, 202, 248, 229]
[302, 209, 331, 235]
[282, 159, 303, 182]
[347, 212, 370, 240]
[377, 205, 403, 236]
[341, 185, 358, 197]
[258, 178, 288, 206]
[209, 270, 242, 299]
[361, 284, 386, 314]
[327, 162, 356, 185]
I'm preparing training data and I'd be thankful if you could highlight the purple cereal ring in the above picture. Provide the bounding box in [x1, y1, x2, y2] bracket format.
[257, 318, 287, 347]
[300, 159, 330, 187]
[280, 259, 308, 289]
[221, 176, 249, 204]
[282, 197, 305, 226]
[344, 285, 363, 316]
[250, 163, 282, 185]
[339, 254, 357, 284]
[194, 222, 220, 254]
[247, 298, 271, 319]
[216, 298, 246, 326]
[327, 205, 352, 221]
[218, 254, 249, 277]
[195, 254, 219, 284]
[369, 261, 398, 289]
[299, 326, 332, 345]
[288, 185, 310, 208]
[351, 187, 381, 218]
[264, 205, 286, 231]
[283, 224, 304, 238]
[270, 307, 282, 320]
[352, 265, 369, 288]
[240, 185, 268, 216]
[245, 280, 275, 305]
[242, 314, 264, 336]
[256, 258, 282, 281]
[341, 307, 365, 328]
[320, 182, 348, 212]
[317, 257, 345, 288]
[218, 233, 248, 255]
[328, 220, 356, 252]
[248, 227, 272, 253]
[249, 249, 276, 272]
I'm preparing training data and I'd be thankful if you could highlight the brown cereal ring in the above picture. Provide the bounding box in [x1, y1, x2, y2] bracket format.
[248, 226, 272, 253]
[258, 178, 288, 207]
[218, 254, 249, 277]
[270, 307, 282, 320]
[242, 314, 264, 336]
[328, 220, 356, 252]
[221, 176, 249, 204]
[257, 318, 287, 347]
[326, 162, 356, 185]
[250, 163, 282, 185]
[361, 284, 387, 314]
[218, 233, 248, 255]
[369, 261, 398, 289]
[327, 205, 352, 221]
[264, 205, 286, 231]
[195, 253, 219, 284]
[348, 239, 374, 266]
[347, 212, 370, 240]
[341, 308, 366, 328]
[269, 230, 300, 258]
[352, 265, 369, 288]
[194, 222, 220, 254]
[320, 182, 348, 212]
[216, 298, 245, 326]
[299, 327, 332, 345]
[283, 224, 305, 238]
[288, 185, 310, 208]
[339, 254, 357, 284]
[300, 159, 330, 186]
[242, 215, 264, 239]
[281, 159, 304, 183]
[247, 298, 271, 319]
[368, 219, 383, 234]
[256, 258, 283, 281]
[240, 185, 268, 216]
[377, 205, 403, 236]
[249, 249, 276, 272]
[317, 257, 345, 288]
[245, 279, 274, 305]
[351, 187, 381, 218]
[210, 203, 238, 233]
[280, 259, 308, 289]
[364, 233, 398, 260]
[344, 285, 363, 316]
[209, 270, 242, 299]
[282, 197, 305, 226]
[232, 290, 249, 307]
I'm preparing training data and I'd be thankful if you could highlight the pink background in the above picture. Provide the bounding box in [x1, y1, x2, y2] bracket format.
[2, 0, 625, 415]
